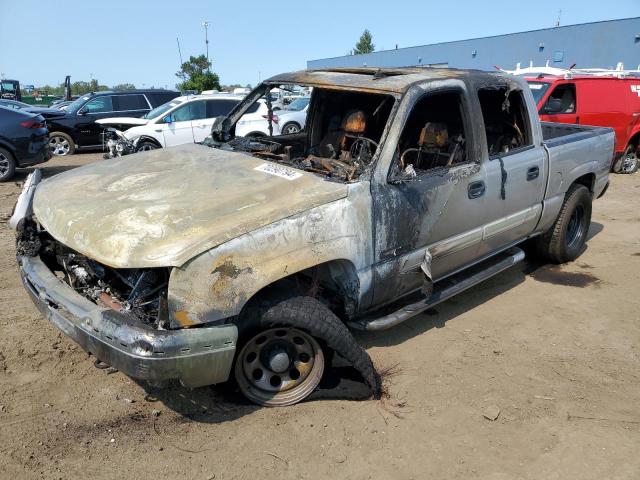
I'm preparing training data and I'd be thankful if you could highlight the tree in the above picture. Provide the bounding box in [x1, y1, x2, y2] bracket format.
[175, 54, 221, 92]
[113, 83, 136, 91]
[353, 29, 375, 55]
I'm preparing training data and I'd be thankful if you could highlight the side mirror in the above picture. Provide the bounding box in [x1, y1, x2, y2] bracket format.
[163, 114, 173, 124]
[78, 108, 87, 115]
[541, 97, 563, 114]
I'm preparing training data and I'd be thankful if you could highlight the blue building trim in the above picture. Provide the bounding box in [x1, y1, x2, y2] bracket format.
[307, 17, 640, 72]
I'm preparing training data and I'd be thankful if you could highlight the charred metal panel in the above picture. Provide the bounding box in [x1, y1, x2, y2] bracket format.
[33, 144, 347, 268]
[167, 182, 375, 327]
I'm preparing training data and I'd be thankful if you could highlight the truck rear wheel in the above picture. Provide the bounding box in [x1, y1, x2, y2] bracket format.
[536, 184, 592, 264]
[235, 294, 380, 406]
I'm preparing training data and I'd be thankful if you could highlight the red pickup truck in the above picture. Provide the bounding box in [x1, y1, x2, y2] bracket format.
[526, 74, 640, 173]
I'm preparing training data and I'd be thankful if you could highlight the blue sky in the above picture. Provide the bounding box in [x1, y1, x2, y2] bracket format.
[0, 0, 637, 89]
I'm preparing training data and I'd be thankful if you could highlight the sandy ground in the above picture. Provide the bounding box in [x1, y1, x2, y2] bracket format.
[1, 152, 639, 480]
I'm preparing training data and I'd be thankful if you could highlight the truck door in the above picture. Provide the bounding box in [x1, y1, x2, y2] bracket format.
[477, 86, 546, 257]
[539, 82, 578, 124]
[371, 86, 488, 306]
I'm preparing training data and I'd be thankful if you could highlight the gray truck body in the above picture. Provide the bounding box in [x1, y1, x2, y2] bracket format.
[12, 68, 614, 388]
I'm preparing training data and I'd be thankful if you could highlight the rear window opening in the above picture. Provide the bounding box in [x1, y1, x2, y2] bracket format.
[224, 86, 395, 182]
[478, 88, 532, 156]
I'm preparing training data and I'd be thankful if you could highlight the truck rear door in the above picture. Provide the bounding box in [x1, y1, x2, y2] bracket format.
[476, 86, 546, 257]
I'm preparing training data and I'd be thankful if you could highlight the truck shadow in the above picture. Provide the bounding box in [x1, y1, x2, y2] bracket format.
[135, 360, 372, 423]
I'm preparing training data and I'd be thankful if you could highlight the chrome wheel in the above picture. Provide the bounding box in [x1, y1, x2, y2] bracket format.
[282, 123, 301, 134]
[235, 327, 324, 407]
[136, 142, 158, 152]
[49, 135, 70, 156]
[0, 151, 10, 177]
[620, 146, 639, 174]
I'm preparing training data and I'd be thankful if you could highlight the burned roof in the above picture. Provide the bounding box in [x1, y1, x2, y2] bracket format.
[266, 67, 506, 94]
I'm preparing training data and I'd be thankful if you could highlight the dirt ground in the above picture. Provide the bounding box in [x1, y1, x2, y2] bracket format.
[1, 152, 639, 480]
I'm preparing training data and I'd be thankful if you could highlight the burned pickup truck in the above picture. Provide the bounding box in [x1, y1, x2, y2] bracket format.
[11, 68, 614, 406]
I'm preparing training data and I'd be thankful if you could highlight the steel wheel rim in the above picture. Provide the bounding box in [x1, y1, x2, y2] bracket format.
[0, 152, 9, 176]
[235, 327, 324, 406]
[49, 136, 70, 155]
[566, 204, 585, 249]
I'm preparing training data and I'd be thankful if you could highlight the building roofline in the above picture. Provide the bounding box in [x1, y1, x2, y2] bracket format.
[308, 16, 640, 63]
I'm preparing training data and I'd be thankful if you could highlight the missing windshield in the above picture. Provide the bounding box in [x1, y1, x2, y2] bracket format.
[211, 85, 395, 183]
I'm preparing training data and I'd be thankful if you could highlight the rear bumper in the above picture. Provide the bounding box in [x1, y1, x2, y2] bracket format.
[14, 136, 51, 167]
[18, 254, 237, 387]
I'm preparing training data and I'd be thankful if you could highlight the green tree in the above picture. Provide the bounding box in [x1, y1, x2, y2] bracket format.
[353, 29, 375, 55]
[175, 54, 221, 92]
[113, 83, 136, 90]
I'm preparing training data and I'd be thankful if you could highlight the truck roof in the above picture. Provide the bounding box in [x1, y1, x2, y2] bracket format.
[266, 67, 507, 94]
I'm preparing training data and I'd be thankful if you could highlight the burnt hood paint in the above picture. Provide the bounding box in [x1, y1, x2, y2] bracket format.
[33, 143, 348, 268]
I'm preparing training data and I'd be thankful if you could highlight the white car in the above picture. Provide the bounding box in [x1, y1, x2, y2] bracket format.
[97, 95, 244, 150]
[277, 97, 310, 134]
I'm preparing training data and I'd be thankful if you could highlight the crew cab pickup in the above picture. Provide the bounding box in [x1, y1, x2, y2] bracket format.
[12, 68, 614, 407]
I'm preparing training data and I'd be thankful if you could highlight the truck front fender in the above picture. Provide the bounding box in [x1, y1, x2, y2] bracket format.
[167, 185, 373, 328]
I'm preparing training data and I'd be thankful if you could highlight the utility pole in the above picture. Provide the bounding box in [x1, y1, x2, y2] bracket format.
[202, 21, 211, 71]
[176, 37, 184, 66]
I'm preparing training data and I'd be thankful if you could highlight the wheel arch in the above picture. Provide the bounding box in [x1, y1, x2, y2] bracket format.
[136, 135, 163, 148]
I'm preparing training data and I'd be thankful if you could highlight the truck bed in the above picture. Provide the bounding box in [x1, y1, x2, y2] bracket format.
[541, 121, 614, 147]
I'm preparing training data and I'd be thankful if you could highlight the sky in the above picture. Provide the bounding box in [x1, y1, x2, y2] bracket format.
[0, 0, 638, 89]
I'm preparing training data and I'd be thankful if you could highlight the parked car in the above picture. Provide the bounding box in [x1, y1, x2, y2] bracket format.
[525, 73, 640, 173]
[97, 95, 243, 152]
[12, 67, 614, 407]
[0, 107, 50, 181]
[278, 97, 310, 134]
[0, 99, 67, 120]
[45, 89, 180, 156]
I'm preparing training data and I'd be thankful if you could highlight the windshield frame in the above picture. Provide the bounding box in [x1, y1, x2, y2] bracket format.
[526, 81, 552, 105]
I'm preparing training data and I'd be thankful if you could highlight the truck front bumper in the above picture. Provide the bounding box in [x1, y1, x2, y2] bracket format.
[18, 254, 237, 388]
[13, 171, 237, 388]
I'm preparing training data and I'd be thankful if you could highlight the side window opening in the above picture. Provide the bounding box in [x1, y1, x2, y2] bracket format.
[392, 91, 468, 178]
[478, 88, 532, 156]
[542, 84, 576, 115]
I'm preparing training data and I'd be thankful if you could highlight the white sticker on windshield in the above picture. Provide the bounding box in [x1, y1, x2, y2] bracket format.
[528, 84, 544, 89]
[254, 163, 303, 180]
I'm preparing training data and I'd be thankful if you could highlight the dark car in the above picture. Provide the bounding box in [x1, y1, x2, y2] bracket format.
[0, 106, 50, 182]
[45, 89, 180, 156]
[0, 99, 67, 120]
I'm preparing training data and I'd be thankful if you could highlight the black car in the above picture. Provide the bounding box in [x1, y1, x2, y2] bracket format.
[0, 107, 50, 182]
[0, 99, 67, 120]
[45, 89, 180, 156]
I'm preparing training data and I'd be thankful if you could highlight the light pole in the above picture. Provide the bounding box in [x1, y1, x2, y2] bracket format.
[202, 21, 211, 70]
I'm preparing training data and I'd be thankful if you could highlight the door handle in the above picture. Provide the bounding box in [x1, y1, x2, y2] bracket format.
[527, 166, 540, 181]
[154, 129, 162, 132]
[468, 181, 485, 199]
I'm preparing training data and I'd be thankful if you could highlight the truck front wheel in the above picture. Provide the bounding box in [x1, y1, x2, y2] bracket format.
[235, 295, 380, 406]
[536, 184, 592, 264]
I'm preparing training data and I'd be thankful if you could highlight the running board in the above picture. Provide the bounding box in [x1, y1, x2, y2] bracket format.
[349, 247, 525, 331]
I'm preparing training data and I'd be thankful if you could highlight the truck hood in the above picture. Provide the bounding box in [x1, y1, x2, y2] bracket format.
[96, 117, 149, 127]
[33, 144, 348, 268]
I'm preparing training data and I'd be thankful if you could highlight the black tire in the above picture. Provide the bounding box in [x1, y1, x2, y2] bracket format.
[245, 132, 266, 138]
[281, 122, 301, 135]
[236, 294, 381, 406]
[612, 144, 639, 174]
[0, 147, 16, 182]
[535, 184, 592, 264]
[48, 132, 75, 156]
[136, 140, 160, 152]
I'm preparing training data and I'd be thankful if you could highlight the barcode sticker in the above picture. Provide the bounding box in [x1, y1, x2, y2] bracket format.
[254, 163, 303, 180]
